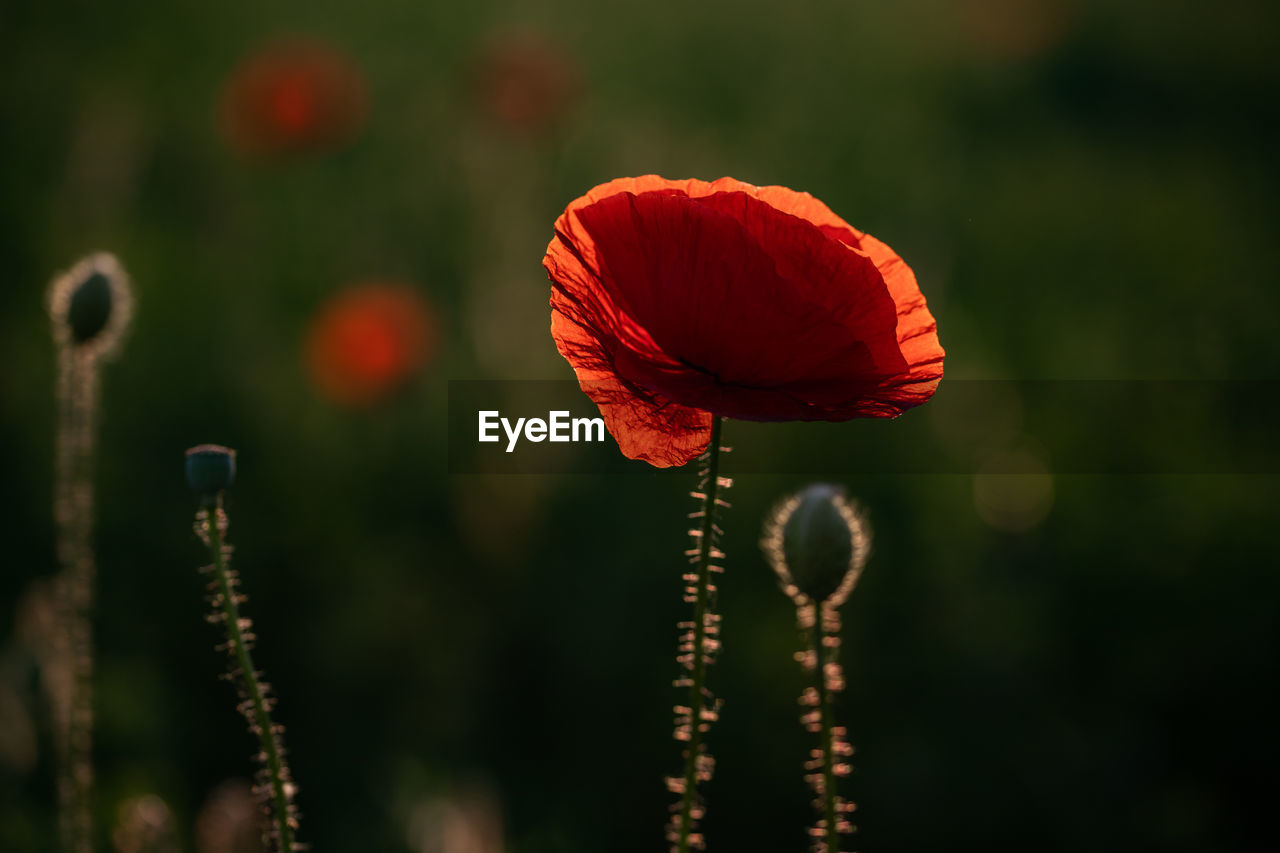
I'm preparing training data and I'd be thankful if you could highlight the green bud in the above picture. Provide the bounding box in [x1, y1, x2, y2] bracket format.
[186, 445, 236, 505]
[762, 483, 870, 606]
[66, 270, 114, 344]
[48, 252, 133, 356]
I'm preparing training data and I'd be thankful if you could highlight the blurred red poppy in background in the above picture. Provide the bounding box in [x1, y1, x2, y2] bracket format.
[959, 0, 1073, 61]
[544, 176, 945, 467]
[472, 32, 578, 136]
[219, 37, 367, 157]
[305, 283, 435, 407]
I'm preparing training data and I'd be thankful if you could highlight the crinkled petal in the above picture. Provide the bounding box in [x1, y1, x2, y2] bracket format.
[753, 184, 945, 404]
[550, 309, 712, 466]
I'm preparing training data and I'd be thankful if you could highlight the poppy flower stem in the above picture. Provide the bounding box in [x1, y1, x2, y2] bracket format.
[808, 601, 842, 852]
[196, 499, 298, 853]
[52, 350, 99, 853]
[794, 597, 856, 853]
[669, 417, 729, 853]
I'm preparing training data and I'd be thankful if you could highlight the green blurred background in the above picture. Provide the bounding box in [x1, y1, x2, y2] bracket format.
[2, 0, 1278, 850]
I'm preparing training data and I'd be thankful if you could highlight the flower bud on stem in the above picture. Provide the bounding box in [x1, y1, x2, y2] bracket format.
[189, 447, 299, 853]
[47, 252, 133, 853]
[763, 485, 870, 853]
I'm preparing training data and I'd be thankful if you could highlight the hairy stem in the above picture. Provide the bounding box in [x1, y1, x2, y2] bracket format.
[199, 501, 296, 853]
[672, 417, 727, 853]
[811, 602, 839, 851]
[800, 599, 852, 853]
[53, 351, 98, 853]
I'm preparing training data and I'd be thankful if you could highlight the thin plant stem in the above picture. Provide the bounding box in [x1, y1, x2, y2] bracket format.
[670, 417, 727, 853]
[798, 598, 853, 853]
[53, 349, 99, 853]
[810, 601, 839, 851]
[198, 499, 297, 853]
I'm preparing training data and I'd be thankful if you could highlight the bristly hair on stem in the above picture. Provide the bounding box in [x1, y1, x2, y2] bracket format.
[666, 417, 731, 853]
[188, 445, 300, 853]
[762, 484, 871, 853]
[47, 251, 133, 853]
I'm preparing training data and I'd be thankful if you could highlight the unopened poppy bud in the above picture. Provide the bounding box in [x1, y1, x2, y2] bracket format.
[186, 445, 236, 505]
[67, 270, 113, 343]
[762, 483, 871, 606]
[48, 252, 133, 356]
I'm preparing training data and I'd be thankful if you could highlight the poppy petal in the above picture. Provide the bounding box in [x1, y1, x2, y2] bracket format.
[753, 184, 945, 402]
[550, 309, 713, 466]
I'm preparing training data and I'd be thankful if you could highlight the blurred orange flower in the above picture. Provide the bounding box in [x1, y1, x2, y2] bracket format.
[472, 32, 578, 135]
[304, 284, 436, 406]
[219, 38, 367, 157]
[960, 0, 1073, 61]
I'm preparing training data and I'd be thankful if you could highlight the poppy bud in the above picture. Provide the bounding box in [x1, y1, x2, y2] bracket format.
[66, 271, 113, 344]
[763, 483, 870, 606]
[48, 252, 133, 356]
[186, 445, 236, 505]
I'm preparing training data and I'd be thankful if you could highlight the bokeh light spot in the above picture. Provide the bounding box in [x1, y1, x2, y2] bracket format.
[973, 447, 1055, 532]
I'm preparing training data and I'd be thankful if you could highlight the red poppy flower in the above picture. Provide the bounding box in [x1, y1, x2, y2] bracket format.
[304, 283, 435, 407]
[959, 0, 1072, 61]
[219, 38, 366, 157]
[472, 32, 578, 135]
[544, 176, 945, 467]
